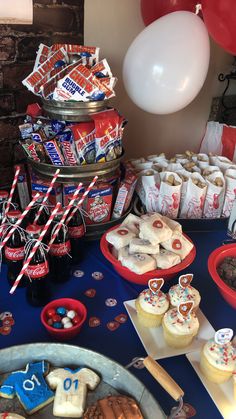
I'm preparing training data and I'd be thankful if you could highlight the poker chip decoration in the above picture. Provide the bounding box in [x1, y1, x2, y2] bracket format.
[73, 270, 85, 278]
[0, 312, 15, 336]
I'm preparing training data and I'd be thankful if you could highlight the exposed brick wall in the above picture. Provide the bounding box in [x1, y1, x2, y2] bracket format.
[0, 0, 84, 188]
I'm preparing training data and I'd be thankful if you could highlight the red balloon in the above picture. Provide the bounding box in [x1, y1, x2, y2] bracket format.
[141, 0, 198, 26]
[201, 0, 236, 55]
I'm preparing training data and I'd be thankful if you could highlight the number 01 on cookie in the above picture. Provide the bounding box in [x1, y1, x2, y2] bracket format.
[63, 378, 78, 391]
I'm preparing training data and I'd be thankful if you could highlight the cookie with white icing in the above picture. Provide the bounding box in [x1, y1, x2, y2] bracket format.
[129, 238, 159, 255]
[152, 249, 181, 269]
[121, 253, 156, 275]
[46, 367, 100, 417]
[106, 226, 136, 250]
[139, 214, 172, 245]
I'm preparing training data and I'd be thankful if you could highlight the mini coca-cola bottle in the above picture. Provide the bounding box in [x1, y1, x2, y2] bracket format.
[25, 224, 51, 307]
[68, 207, 85, 265]
[28, 191, 50, 226]
[4, 210, 27, 288]
[49, 210, 71, 283]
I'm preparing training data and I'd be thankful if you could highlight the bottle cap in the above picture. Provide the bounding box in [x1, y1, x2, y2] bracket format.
[26, 224, 41, 235]
[7, 210, 22, 220]
[0, 190, 9, 199]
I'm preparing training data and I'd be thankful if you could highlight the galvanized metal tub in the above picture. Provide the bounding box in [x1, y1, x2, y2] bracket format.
[42, 98, 109, 122]
[27, 154, 123, 183]
[0, 343, 165, 419]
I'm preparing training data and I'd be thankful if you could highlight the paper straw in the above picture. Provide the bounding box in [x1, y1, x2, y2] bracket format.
[2, 166, 20, 225]
[10, 202, 61, 294]
[33, 168, 60, 225]
[0, 193, 40, 251]
[47, 182, 84, 249]
[65, 176, 98, 226]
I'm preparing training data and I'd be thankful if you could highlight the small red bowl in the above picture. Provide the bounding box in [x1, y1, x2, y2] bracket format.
[100, 225, 196, 285]
[208, 244, 236, 309]
[41, 298, 87, 341]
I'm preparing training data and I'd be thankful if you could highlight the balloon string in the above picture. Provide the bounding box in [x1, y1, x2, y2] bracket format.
[195, 4, 202, 15]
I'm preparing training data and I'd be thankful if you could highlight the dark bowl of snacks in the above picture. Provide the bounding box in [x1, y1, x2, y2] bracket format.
[41, 298, 87, 340]
[208, 244, 236, 309]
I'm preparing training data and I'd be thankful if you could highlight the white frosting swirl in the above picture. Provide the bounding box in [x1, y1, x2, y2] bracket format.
[203, 338, 236, 371]
[168, 284, 201, 308]
[138, 289, 169, 315]
[163, 307, 199, 335]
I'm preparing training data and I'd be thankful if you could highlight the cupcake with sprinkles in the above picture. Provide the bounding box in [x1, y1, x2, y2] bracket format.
[135, 278, 169, 327]
[168, 274, 201, 312]
[200, 328, 236, 384]
[162, 301, 199, 348]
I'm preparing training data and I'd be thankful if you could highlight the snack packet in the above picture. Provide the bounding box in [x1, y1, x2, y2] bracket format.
[203, 172, 225, 218]
[157, 172, 182, 218]
[179, 173, 207, 219]
[92, 109, 120, 162]
[222, 168, 236, 218]
[70, 122, 96, 165]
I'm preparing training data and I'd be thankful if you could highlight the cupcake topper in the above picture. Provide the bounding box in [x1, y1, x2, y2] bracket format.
[214, 328, 233, 345]
[179, 273, 193, 289]
[178, 301, 194, 319]
[148, 278, 164, 294]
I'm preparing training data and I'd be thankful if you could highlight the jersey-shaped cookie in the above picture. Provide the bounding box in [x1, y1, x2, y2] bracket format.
[46, 367, 100, 417]
[0, 361, 54, 415]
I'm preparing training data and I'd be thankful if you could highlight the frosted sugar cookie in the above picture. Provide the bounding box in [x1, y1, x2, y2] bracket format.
[0, 361, 54, 415]
[152, 248, 181, 269]
[162, 302, 199, 348]
[46, 367, 100, 417]
[168, 274, 201, 311]
[200, 329, 236, 384]
[135, 279, 169, 327]
[121, 253, 156, 274]
[161, 232, 193, 260]
[129, 238, 159, 255]
[139, 214, 172, 245]
[106, 226, 136, 250]
[120, 213, 142, 235]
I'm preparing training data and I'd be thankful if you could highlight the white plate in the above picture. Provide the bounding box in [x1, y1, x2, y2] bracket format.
[123, 299, 215, 360]
[186, 351, 236, 419]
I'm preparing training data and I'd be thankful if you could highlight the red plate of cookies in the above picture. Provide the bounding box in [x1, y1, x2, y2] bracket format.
[100, 222, 196, 285]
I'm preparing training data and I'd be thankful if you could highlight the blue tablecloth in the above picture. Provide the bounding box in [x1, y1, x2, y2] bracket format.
[0, 229, 235, 418]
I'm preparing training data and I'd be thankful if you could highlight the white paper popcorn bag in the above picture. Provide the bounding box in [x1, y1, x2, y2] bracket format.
[203, 172, 225, 218]
[166, 162, 183, 172]
[153, 161, 169, 172]
[222, 168, 236, 218]
[157, 172, 182, 218]
[201, 165, 221, 177]
[179, 173, 207, 219]
[196, 153, 209, 170]
[135, 169, 160, 213]
[132, 161, 153, 172]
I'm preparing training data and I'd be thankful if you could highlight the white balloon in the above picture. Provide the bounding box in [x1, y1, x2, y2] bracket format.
[122, 11, 210, 115]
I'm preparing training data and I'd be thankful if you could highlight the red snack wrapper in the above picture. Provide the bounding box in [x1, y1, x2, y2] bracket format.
[112, 171, 138, 219]
[91, 59, 112, 78]
[22, 48, 68, 95]
[84, 183, 113, 225]
[51, 44, 99, 65]
[92, 109, 120, 163]
[70, 122, 96, 165]
[41, 62, 79, 99]
[33, 43, 51, 70]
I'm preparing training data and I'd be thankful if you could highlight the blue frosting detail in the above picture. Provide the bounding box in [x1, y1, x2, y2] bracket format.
[0, 361, 54, 414]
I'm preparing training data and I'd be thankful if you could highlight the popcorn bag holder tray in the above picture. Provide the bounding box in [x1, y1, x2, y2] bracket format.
[0, 343, 185, 418]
